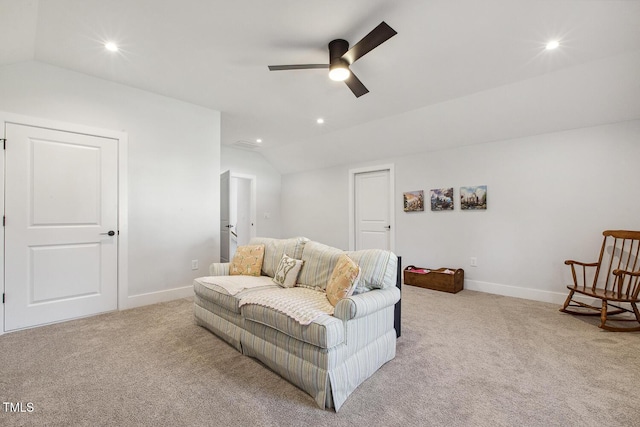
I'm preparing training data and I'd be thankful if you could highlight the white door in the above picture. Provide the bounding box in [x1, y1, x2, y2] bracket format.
[4, 123, 118, 331]
[220, 170, 231, 263]
[354, 170, 391, 250]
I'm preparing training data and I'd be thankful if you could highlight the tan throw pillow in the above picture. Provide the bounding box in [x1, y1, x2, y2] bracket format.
[230, 245, 265, 276]
[272, 254, 304, 288]
[326, 254, 360, 306]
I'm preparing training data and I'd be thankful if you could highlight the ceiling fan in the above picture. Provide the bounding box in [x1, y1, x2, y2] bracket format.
[268, 21, 397, 97]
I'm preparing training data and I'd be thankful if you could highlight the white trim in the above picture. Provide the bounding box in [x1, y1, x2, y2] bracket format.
[117, 133, 130, 310]
[0, 111, 128, 332]
[0, 119, 5, 336]
[126, 285, 194, 309]
[348, 164, 395, 252]
[464, 279, 596, 306]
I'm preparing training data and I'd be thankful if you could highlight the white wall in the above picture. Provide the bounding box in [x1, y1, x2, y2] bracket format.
[281, 119, 640, 303]
[221, 145, 281, 238]
[281, 164, 350, 249]
[0, 61, 221, 305]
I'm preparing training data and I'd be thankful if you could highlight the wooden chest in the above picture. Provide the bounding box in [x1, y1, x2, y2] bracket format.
[403, 266, 464, 293]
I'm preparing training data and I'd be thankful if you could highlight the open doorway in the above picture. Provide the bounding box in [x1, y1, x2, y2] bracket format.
[220, 171, 256, 263]
[229, 175, 253, 256]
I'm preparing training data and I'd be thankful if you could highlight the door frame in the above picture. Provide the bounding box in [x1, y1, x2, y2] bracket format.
[0, 112, 128, 335]
[348, 164, 395, 252]
[220, 170, 231, 263]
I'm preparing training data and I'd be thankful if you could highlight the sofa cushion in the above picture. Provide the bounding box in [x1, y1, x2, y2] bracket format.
[346, 249, 398, 293]
[297, 241, 344, 291]
[241, 302, 345, 349]
[230, 244, 265, 276]
[193, 275, 277, 314]
[326, 255, 360, 306]
[249, 237, 308, 277]
[272, 254, 304, 288]
[242, 321, 349, 368]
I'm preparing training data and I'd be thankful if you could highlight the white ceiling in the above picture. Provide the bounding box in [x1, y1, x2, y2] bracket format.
[2, 0, 640, 174]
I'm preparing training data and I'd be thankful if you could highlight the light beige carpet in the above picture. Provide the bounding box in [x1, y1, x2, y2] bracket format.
[1, 285, 638, 426]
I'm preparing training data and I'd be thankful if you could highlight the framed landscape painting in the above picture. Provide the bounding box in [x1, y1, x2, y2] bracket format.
[460, 185, 487, 210]
[430, 188, 454, 211]
[403, 190, 424, 212]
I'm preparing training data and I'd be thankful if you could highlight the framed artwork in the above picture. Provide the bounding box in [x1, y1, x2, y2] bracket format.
[460, 185, 487, 210]
[403, 190, 424, 212]
[430, 188, 454, 211]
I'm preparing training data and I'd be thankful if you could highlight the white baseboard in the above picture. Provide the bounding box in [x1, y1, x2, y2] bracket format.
[463, 279, 595, 306]
[125, 285, 194, 310]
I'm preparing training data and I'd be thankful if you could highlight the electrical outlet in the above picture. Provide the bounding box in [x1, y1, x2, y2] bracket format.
[470, 257, 478, 267]
[191, 259, 199, 270]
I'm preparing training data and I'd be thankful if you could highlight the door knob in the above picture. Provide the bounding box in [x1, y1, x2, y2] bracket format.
[100, 230, 116, 236]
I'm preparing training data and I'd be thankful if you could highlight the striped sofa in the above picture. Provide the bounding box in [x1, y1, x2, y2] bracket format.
[193, 237, 401, 411]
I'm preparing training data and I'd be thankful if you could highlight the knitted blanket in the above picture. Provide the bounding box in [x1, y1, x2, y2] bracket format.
[239, 287, 334, 325]
[197, 275, 274, 295]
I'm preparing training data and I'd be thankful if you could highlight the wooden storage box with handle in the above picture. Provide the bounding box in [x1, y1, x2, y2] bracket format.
[404, 266, 464, 293]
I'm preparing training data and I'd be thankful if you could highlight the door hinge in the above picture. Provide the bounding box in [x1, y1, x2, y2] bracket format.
[2, 293, 4, 304]
[2, 216, 4, 227]
[1, 138, 5, 149]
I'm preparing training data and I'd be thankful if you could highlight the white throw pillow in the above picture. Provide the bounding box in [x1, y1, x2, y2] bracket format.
[272, 254, 304, 288]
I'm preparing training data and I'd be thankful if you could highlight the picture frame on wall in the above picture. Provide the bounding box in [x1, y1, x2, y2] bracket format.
[403, 190, 424, 212]
[430, 188, 454, 211]
[460, 185, 487, 210]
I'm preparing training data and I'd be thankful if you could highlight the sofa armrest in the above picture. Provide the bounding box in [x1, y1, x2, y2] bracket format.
[334, 286, 401, 321]
[209, 262, 230, 276]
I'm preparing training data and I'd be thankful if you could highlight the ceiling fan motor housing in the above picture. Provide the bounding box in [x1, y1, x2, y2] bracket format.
[329, 39, 350, 65]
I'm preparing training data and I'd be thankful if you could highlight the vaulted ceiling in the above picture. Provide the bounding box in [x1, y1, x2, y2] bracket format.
[2, 0, 640, 174]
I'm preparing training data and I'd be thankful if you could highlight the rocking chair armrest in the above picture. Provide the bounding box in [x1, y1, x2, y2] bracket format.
[564, 260, 599, 267]
[612, 269, 640, 278]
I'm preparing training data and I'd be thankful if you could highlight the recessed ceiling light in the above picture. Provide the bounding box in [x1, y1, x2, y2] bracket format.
[545, 40, 560, 50]
[105, 42, 119, 52]
[316, 118, 325, 124]
[256, 139, 262, 143]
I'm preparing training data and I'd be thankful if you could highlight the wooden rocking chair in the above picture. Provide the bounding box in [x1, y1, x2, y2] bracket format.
[560, 230, 640, 332]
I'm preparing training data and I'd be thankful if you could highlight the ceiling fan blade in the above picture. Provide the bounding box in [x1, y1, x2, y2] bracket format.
[268, 64, 329, 71]
[344, 71, 369, 97]
[342, 21, 397, 64]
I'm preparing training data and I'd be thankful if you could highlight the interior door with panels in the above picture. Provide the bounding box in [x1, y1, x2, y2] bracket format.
[354, 169, 391, 251]
[4, 123, 118, 331]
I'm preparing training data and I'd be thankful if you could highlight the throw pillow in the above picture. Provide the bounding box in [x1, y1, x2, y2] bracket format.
[325, 254, 360, 306]
[272, 254, 304, 288]
[230, 244, 265, 276]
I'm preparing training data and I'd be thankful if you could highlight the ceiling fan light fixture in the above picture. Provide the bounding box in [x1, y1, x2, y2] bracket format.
[329, 60, 350, 81]
[267, 22, 397, 97]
